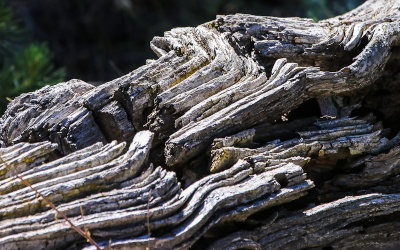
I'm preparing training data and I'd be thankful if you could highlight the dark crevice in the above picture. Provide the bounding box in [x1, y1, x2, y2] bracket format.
[174, 153, 210, 188]
[281, 191, 318, 211]
[286, 98, 321, 121]
[112, 86, 132, 119]
[303, 149, 352, 184]
[274, 173, 288, 188]
[146, 105, 178, 146]
[343, 211, 400, 230]
[337, 158, 365, 173]
[253, 117, 316, 144]
[113, 86, 154, 132]
[350, 46, 400, 138]
[149, 145, 167, 169]
[91, 109, 115, 143]
[317, 35, 369, 71]
[351, 106, 384, 123]
[253, 53, 277, 78]
[146, 104, 181, 174]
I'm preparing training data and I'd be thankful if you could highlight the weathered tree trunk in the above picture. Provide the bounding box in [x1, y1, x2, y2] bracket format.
[1, 0, 400, 249]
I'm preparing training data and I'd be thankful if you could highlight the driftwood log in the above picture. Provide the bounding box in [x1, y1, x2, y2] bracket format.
[1, 0, 400, 249]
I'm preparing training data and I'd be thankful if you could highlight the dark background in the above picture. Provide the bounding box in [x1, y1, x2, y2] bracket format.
[7, 0, 364, 83]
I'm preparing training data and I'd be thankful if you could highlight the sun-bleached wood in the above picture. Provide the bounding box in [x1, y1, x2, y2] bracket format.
[1, 0, 400, 249]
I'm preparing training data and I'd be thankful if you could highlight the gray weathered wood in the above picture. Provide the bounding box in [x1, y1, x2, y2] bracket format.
[1, 0, 400, 249]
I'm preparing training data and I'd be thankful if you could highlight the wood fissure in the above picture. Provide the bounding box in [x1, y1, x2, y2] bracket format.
[1, 0, 400, 249]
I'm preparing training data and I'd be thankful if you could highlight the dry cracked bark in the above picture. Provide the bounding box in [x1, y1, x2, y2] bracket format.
[1, 0, 400, 249]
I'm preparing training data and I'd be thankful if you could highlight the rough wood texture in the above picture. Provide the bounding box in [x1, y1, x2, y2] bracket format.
[1, 0, 400, 249]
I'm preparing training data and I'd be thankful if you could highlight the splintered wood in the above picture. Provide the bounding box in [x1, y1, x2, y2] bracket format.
[1, 0, 400, 249]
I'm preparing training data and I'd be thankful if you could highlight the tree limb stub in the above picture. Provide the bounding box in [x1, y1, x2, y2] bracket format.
[1, 0, 400, 249]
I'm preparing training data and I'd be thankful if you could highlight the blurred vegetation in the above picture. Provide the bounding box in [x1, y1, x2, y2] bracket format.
[0, 0, 65, 114]
[303, 0, 364, 21]
[1, 0, 364, 115]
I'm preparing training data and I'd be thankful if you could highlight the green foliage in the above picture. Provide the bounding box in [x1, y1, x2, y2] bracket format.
[0, 0, 65, 115]
[0, 44, 65, 97]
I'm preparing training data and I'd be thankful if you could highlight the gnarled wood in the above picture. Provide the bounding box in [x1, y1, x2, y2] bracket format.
[1, 0, 400, 249]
